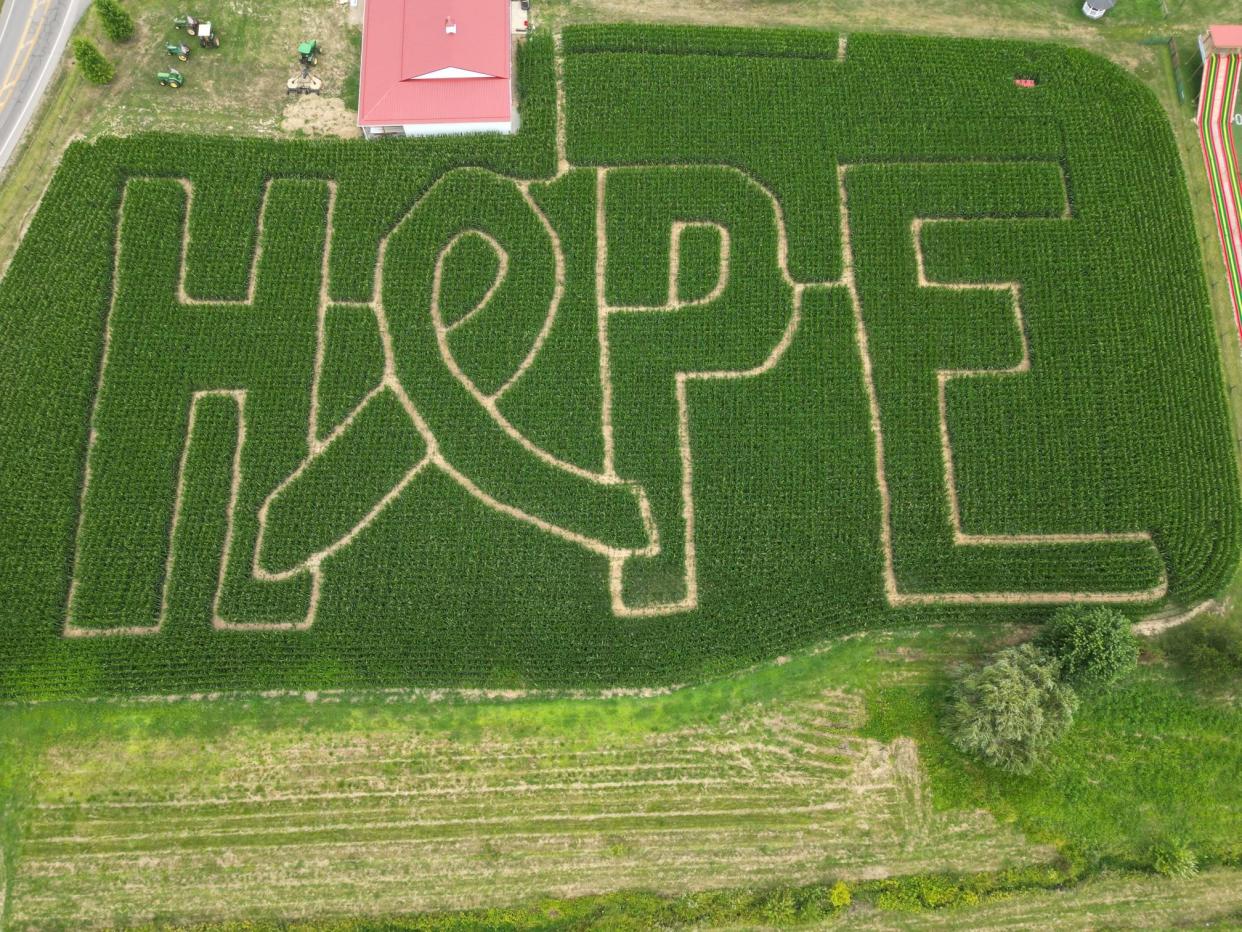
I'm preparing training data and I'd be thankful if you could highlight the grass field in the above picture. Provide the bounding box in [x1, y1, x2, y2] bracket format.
[2, 677, 1045, 923]
[1, 624, 1238, 926]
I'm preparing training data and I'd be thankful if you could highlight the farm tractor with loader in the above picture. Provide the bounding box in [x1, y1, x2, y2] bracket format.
[174, 14, 221, 48]
[165, 42, 190, 61]
[287, 40, 323, 94]
[157, 68, 184, 88]
[287, 67, 323, 94]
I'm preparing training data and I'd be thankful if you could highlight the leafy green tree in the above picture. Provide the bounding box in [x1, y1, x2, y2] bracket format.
[94, 0, 134, 42]
[944, 644, 1078, 774]
[72, 38, 115, 84]
[1038, 605, 1139, 691]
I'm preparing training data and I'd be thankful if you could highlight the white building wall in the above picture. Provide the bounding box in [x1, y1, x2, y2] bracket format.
[403, 119, 513, 136]
[361, 119, 513, 139]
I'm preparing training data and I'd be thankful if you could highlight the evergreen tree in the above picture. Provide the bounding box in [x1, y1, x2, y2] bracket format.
[94, 0, 134, 43]
[72, 38, 115, 85]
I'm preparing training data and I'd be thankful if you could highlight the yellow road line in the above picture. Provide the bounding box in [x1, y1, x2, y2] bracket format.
[0, 0, 55, 111]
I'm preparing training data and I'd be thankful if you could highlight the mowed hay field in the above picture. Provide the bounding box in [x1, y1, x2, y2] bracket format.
[2, 625, 1240, 927]
[0, 26, 1237, 700]
[0, 629, 1079, 927]
[7, 688, 1043, 924]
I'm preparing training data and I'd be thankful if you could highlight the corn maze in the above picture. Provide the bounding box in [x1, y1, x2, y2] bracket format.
[0, 28, 1236, 698]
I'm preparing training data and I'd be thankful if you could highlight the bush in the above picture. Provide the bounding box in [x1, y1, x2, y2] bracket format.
[828, 880, 851, 909]
[869, 874, 981, 911]
[1149, 838, 1199, 878]
[72, 38, 114, 84]
[1163, 615, 1242, 688]
[94, 0, 134, 42]
[757, 888, 797, 924]
[1038, 605, 1139, 691]
[944, 645, 1078, 774]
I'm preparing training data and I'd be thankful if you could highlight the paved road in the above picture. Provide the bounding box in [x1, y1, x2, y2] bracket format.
[0, 0, 91, 174]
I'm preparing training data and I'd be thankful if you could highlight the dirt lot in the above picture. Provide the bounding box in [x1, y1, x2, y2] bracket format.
[82, 0, 358, 138]
[280, 92, 357, 137]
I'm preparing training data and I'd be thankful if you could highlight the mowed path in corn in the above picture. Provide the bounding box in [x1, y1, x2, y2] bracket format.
[9, 689, 1049, 925]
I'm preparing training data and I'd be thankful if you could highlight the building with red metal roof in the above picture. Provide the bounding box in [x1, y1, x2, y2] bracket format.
[358, 0, 514, 138]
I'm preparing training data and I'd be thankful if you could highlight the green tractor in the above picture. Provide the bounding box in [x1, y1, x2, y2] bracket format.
[195, 20, 221, 48]
[174, 14, 220, 47]
[165, 42, 190, 62]
[298, 40, 319, 65]
[158, 68, 184, 88]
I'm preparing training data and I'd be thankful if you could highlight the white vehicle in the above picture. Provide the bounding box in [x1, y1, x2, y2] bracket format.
[1082, 0, 1115, 19]
[511, 0, 530, 34]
